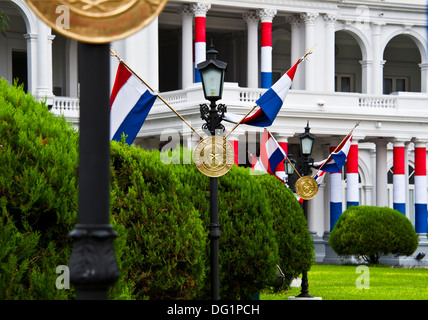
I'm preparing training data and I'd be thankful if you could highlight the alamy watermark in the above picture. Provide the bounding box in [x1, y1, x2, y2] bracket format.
[355, 265, 370, 289]
[55, 265, 70, 290]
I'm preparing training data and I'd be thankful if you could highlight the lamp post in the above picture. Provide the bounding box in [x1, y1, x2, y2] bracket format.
[286, 121, 315, 298]
[197, 41, 227, 300]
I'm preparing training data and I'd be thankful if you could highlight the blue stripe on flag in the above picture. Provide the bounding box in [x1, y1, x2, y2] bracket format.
[254, 88, 283, 127]
[331, 151, 347, 170]
[415, 203, 428, 233]
[269, 148, 285, 172]
[261, 72, 272, 89]
[112, 90, 157, 144]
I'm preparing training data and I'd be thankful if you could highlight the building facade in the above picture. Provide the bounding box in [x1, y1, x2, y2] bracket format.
[1, 0, 428, 264]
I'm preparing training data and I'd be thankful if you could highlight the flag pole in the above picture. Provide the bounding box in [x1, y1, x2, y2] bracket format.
[265, 127, 302, 179]
[223, 105, 257, 140]
[223, 46, 316, 140]
[311, 121, 360, 178]
[110, 49, 204, 141]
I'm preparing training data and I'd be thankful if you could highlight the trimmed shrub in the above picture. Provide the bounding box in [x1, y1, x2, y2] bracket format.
[110, 141, 207, 299]
[168, 146, 314, 299]
[329, 206, 419, 264]
[255, 174, 314, 289]
[1, 80, 314, 299]
[0, 79, 78, 299]
[159, 146, 280, 300]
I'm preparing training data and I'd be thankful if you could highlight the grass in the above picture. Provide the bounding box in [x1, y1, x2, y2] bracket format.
[261, 264, 428, 300]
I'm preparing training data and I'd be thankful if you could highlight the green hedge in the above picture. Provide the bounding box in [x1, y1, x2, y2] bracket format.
[0, 79, 313, 299]
[0, 79, 78, 299]
[256, 174, 314, 289]
[329, 206, 419, 264]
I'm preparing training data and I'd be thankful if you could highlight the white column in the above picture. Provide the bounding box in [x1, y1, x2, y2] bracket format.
[179, 5, 193, 89]
[359, 60, 373, 94]
[413, 139, 428, 233]
[66, 39, 79, 98]
[243, 11, 259, 88]
[376, 139, 389, 207]
[286, 15, 302, 90]
[300, 12, 319, 91]
[113, 17, 159, 91]
[258, 8, 277, 89]
[323, 14, 337, 93]
[191, 2, 211, 83]
[392, 139, 407, 215]
[35, 20, 54, 105]
[419, 63, 428, 93]
[147, 17, 159, 91]
[24, 33, 38, 95]
[371, 23, 384, 95]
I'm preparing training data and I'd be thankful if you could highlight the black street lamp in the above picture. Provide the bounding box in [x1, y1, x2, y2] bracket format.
[68, 43, 119, 300]
[288, 121, 316, 298]
[197, 41, 227, 300]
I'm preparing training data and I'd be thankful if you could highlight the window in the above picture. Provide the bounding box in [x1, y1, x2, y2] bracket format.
[383, 77, 408, 94]
[335, 74, 354, 92]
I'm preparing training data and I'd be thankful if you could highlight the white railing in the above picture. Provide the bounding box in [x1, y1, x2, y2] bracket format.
[51, 96, 80, 118]
[358, 96, 396, 109]
[50, 86, 428, 124]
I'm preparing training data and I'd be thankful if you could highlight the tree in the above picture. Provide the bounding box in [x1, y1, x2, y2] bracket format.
[329, 206, 419, 264]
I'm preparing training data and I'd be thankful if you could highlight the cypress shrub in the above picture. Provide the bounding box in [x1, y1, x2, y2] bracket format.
[0, 79, 78, 299]
[255, 174, 314, 289]
[329, 206, 419, 264]
[160, 147, 280, 299]
[110, 141, 207, 299]
[1, 79, 314, 299]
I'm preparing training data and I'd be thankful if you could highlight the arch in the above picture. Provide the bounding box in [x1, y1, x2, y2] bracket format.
[383, 32, 424, 93]
[10, 0, 38, 35]
[358, 156, 372, 189]
[335, 23, 371, 61]
[382, 28, 427, 64]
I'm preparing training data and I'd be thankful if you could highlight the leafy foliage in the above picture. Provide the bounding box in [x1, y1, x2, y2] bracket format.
[0, 79, 314, 299]
[255, 174, 314, 290]
[329, 206, 419, 264]
[0, 78, 77, 299]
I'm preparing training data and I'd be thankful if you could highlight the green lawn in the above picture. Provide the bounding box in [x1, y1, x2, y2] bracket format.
[261, 265, 428, 300]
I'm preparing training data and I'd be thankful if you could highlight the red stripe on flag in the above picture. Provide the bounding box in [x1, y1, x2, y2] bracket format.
[261, 22, 272, 47]
[110, 63, 132, 108]
[195, 17, 206, 43]
[286, 60, 300, 81]
[393, 146, 405, 175]
[415, 147, 427, 176]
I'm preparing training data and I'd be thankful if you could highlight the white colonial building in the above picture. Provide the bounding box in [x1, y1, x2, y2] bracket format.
[1, 0, 427, 265]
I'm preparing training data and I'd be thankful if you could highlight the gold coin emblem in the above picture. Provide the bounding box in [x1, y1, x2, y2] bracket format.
[25, 0, 168, 44]
[193, 136, 235, 178]
[295, 176, 319, 200]
[59, 0, 139, 18]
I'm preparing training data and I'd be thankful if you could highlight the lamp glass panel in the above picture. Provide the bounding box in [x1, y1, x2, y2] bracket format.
[201, 66, 222, 98]
[301, 137, 314, 155]
[286, 161, 295, 175]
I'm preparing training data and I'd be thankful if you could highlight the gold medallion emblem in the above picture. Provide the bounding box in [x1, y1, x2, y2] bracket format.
[295, 176, 319, 200]
[25, 0, 168, 43]
[193, 136, 235, 178]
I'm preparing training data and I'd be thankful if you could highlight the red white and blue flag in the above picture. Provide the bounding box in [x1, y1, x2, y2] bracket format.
[260, 128, 287, 175]
[110, 63, 158, 144]
[223, 59, 301, 127]
[312, 133, 353, 173]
